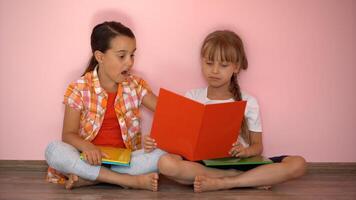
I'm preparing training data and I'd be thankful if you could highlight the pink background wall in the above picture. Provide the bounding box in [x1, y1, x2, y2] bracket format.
[0, 0, 355, 162]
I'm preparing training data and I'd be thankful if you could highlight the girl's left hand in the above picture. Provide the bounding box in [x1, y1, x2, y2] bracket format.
[143, 135, 157, 153]
[229, 141, 250, 158]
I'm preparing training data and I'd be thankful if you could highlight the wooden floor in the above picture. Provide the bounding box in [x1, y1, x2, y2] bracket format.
[0, 161, 356, 200]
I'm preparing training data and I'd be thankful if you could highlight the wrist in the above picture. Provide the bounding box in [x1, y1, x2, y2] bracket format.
[245, 147, 254, 157]
[81, 141, 95, 152]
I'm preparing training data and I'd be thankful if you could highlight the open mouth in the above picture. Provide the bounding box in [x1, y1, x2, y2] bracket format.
[121, 70, 130, 76]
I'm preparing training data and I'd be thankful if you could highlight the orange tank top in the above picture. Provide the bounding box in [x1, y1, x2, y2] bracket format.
[91, 92, 125, 148]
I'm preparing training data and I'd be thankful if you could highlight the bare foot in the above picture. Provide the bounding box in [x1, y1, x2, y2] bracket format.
[194, 175, 225, 193]
[130, 173, 159, 192]
[65, 174, 98, 190]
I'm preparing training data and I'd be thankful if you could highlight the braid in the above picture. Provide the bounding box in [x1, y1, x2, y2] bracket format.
[229, 73, 250, 145]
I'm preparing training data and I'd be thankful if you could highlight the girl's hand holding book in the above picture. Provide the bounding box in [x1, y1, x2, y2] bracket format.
[229, 141, 250, 158]
[144, 135, 157, 153]
[82, 143, 109, 165]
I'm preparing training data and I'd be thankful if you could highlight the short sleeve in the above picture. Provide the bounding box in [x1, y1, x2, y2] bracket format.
[184, 88, 206, 103]
[63, 83, 83, 111]
[184, 90, 194, 99]
[244, 96, 262, 132]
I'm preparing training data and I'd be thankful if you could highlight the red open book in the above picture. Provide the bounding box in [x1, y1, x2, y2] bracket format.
[151, 88, 247, 161]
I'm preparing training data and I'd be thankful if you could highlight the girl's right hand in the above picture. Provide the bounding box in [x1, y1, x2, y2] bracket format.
[228, 141, 250, 158]
[144, 135, 157, 153]
[81, 143, 108, 166]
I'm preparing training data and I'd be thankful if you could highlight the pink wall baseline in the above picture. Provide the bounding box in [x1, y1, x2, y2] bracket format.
[0, 0, 355, 162]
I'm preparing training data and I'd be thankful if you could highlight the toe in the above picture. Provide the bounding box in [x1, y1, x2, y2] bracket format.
[72, 175, 78, 181]
[154, 173, 159, 180]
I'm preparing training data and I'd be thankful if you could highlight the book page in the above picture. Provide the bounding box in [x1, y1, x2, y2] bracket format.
[151, 89, 205, 159]
[194, 101, 246, 160]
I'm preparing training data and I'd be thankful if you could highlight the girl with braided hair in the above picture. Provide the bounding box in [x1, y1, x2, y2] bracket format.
[145, 30, 306, 192]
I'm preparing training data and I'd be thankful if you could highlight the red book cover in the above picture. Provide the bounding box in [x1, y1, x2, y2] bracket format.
[151, 88, 246, 161]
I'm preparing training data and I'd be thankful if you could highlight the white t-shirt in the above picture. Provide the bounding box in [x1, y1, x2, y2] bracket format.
[185, 88, 262, 147]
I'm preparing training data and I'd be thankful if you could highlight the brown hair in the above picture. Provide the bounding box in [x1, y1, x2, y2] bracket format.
[201, 30, 250, 144]
[82, 21, 135, 76]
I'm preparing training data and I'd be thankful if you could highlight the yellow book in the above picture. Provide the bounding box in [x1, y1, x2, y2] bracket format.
[80, 146, 131, 166]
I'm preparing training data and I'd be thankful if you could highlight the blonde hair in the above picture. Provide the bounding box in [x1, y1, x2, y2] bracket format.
[201, 30, 250, 144]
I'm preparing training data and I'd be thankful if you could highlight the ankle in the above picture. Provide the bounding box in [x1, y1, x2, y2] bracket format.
[220, 176, 239, 189]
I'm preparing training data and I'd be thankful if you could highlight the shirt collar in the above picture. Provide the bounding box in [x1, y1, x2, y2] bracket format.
[92, 65, 105, 95]
[91, 65, 134, 95]
[204, 87, 234, 104]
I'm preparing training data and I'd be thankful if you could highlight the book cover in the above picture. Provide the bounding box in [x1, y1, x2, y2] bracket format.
[80, 146, 131, 166]
[150, 88, 246, 161]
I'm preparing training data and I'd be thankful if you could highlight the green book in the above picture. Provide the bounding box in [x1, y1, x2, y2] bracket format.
[203, 155, 273, 167]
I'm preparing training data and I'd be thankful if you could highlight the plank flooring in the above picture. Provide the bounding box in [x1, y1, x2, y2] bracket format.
[0, 161, 355, 200]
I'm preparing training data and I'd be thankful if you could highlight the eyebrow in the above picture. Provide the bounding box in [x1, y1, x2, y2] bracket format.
[115, 48, 137, 53]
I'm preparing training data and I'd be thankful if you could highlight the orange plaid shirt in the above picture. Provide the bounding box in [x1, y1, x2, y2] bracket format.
[47, 66, 151, 184]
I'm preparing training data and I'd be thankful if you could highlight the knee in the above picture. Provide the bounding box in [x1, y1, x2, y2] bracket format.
[157, 154, 182, 176]
[45, 141, 62, 161]
[286, 156, 307, 179]
[45, 141, 77, 168]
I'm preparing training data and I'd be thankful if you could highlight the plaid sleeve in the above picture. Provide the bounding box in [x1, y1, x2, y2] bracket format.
[63, 82, 83, 111]
[132, 76, 152, 103]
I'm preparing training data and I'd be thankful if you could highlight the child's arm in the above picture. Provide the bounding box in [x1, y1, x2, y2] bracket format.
[229, 132, 263, 158]
[62, 105, 107, 165]
[141, 91, 158, 152]
[245, 132, 263, 156]
[141, 91, 157, 112]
